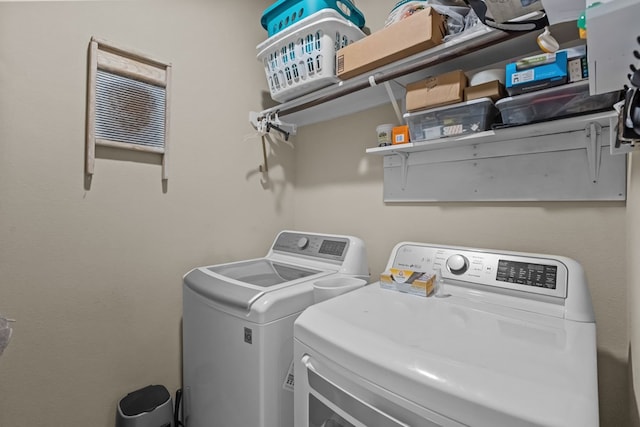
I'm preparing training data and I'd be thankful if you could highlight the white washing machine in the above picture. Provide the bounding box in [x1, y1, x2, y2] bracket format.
[182, 230, 368, 427]
[294, 241, 599, 427]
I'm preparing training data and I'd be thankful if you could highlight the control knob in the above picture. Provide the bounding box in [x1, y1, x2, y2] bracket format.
[297, 237, 309, 249]
[446, 254, 468, 275]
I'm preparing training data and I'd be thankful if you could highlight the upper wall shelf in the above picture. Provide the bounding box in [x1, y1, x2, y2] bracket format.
[254, 21, 581, 128]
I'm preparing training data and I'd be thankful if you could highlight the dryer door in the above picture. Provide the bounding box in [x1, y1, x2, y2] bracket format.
[297, 354, 465, 427]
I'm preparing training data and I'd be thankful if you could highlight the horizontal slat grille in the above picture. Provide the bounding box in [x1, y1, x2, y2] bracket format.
[95, 70, 166, 148]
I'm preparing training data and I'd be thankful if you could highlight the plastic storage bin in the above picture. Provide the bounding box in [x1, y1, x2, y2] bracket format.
[261, 0, 365, 37]
[496, 80, 622, 126]
[115, 385, 173, 427]
[405, 98, 497, 142]
[257, 9, 365, 103]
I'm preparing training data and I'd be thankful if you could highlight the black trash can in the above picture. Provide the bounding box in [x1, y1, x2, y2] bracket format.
[116, 385, 173, 427]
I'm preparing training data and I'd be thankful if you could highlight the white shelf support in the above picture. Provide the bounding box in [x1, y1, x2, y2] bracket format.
[398, 152, 410, 190]
[383, 81, 404, 125]
[585, 122, 602, 183]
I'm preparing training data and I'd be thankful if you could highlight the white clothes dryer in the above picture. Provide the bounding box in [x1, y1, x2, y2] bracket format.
[294, 241, 599, 427]
[182, 230, 368, 427]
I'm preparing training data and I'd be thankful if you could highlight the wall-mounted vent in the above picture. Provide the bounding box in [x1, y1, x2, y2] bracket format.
[87, 37, 172, 179]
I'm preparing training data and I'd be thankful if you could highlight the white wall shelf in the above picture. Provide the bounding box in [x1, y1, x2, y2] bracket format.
[366, 111, 617, 156]
[372, 112, 626, 202]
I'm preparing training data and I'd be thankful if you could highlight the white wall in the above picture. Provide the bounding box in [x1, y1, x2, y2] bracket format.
[0, 1, 284, 426]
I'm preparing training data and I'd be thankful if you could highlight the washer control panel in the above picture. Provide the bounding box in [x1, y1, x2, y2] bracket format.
[273, 232, 350, 262]
[391, 243, 568, 299]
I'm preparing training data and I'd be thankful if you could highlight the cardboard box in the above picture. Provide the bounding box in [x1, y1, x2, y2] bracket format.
[380, 269, 435, 297]
[336, 7, 445, 80]
[405, 70, 467, 112]
[392, 125, 410, 145]
[506, 51, 568, 96]
[464, 80, 506, 102]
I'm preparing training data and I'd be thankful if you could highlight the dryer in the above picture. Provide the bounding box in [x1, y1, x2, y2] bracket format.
[182, 230, 368, 427]
[294, 241, 598, 427]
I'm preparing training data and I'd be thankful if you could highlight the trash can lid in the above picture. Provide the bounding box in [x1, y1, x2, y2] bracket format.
[119, 385, 170, 417]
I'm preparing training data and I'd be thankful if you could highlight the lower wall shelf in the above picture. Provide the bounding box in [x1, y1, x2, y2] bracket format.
[366, 112, 627, 202]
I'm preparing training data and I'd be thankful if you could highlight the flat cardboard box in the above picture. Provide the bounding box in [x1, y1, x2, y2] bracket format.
[405, 70, 467, 112]
[336, 7, 445, 80]
[464, 80, 506, 102]
[380, 269, 435, 297]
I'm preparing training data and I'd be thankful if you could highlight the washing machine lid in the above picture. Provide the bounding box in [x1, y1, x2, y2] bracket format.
[184, 257, 334, 322]
[294, 284, 599, 427]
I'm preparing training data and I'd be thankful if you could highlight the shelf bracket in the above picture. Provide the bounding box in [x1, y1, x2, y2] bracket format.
[585, 122, 602, 183]
[397, 151, 410, 190]
[367, 75, 404, 125]
[382, 81, 404, 125]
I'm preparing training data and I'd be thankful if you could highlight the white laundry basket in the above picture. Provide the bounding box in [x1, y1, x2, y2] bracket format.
[257, 9, 366, 103]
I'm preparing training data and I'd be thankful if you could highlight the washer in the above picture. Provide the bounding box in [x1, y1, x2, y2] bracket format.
[182, 230, 368, 427]
[294, 241, 599, 427]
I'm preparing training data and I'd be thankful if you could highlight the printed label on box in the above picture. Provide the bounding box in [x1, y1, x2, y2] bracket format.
[423, 126, 442, 140]
[511, 69, 535, 85]
[442, 124, 464, 136]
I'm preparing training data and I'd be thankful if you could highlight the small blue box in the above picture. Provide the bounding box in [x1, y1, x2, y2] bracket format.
[505, 51, 568, 96]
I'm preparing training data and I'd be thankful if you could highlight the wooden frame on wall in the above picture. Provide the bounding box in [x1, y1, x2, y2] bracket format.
[86, 37, 172, 179]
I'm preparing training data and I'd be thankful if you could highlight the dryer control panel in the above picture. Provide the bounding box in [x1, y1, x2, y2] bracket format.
[391, 243, 568, 300]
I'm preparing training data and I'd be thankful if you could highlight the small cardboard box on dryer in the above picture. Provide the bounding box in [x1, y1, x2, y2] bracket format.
[405, 69, 468, 112]
[336, 7, 446, 80]
[380, 268, 435, 297]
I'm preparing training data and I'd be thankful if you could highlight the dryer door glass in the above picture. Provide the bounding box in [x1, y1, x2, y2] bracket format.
[309, 394, 355, 427]
[208, 259, 320, 287]
[306, 369, 411, 427]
